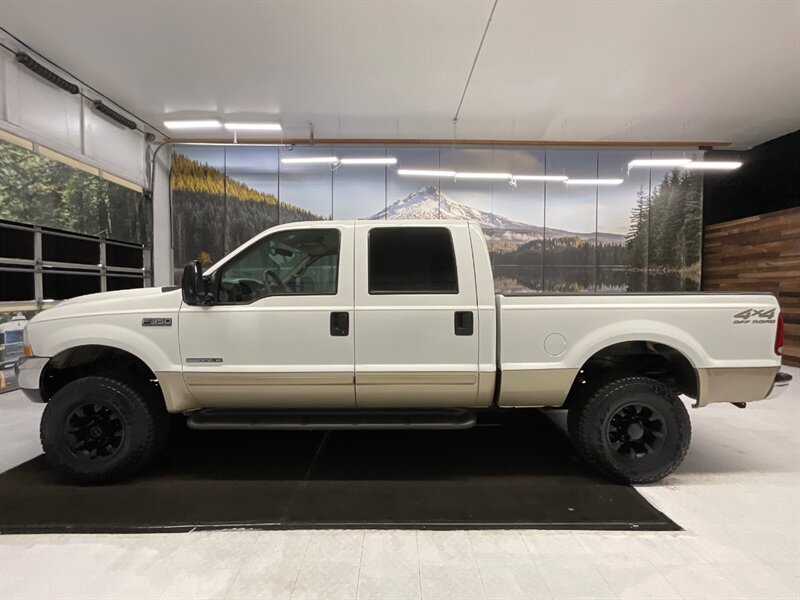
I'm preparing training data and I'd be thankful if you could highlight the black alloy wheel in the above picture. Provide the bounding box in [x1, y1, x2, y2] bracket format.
[64, 402, 125, 459]
[606, 402, 667, 459]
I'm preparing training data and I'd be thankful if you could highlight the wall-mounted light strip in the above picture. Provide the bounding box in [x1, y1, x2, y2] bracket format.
[512, 175, 569, 182]
[280, 156, 339, 164]
[223, 122, 282, 131]
[397, 169, 456, 177]
[15, 52, 79, 94]
[339, 157, 397, 165]
[455, 172, 512, 180]
[628, 158, 692, 168]
[565, 179, 624, 185]
[92, 100, 137, 130]
[684, 161, 742, 170]
[164, 120, 222, 130]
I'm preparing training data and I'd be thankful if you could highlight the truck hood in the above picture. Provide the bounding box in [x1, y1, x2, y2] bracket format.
[31, 286, 183, 324]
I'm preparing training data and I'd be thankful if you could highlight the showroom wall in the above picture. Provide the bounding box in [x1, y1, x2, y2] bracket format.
[702, 129, 800, 366]
[171, 145, 705, 294]
[703, 129, 799, 225]
[0, 32, 152, 188]
[0, 32, 157, 306]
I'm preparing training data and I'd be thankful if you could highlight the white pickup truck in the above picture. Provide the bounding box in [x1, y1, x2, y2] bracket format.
[16, 220, 791, 484]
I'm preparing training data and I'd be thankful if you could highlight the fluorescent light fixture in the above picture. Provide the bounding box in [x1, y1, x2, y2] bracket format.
[628, 158, 692, 168]
[223, 122, 282, 131]
[339, 157, 398, 165]
[455, 172, 512, 180]
[280, 156, 339, 164]
[163, 119, 222, 130]
[512, 175, 569, 182]
[565, 179, 624, 185]
[397, 169, 456, 177]
[684, 161, 742, 170]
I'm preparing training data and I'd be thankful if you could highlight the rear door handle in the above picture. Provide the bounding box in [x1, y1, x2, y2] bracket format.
[454, 311, 474, 336]
[330, 312, 349, 336]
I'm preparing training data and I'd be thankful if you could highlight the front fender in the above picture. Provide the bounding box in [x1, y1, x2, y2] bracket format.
[29, 318, 181, 374]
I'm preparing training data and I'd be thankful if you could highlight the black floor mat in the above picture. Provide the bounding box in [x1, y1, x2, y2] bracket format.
[0, 410, 679, 533]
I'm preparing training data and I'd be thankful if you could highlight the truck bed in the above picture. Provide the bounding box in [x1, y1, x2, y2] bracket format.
[495, 293, 781, 407]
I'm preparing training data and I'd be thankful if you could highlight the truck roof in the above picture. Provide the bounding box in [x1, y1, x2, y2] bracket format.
[278, 220, 473, 227]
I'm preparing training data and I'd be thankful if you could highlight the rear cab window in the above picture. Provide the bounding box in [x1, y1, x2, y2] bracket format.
[368, 227, 458, 294]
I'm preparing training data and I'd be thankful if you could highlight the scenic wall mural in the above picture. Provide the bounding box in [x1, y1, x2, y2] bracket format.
[171, 145, 703, 292]
[0, 139, 151, 246]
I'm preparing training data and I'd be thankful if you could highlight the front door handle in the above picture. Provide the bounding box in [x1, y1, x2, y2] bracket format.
[330, 312, 349, 336]
[454, 311, 474, 336]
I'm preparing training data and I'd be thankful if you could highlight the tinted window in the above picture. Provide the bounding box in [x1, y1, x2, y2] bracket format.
[369, 227, 458, 294]
[217, 229, 340, 303]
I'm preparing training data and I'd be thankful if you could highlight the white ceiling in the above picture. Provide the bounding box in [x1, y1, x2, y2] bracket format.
[1, 0, 798, 149]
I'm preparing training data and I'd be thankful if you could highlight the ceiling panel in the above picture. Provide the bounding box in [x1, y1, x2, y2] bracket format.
[1, 0, 798, 148]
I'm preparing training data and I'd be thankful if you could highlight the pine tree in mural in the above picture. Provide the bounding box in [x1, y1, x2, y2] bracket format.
[625, 169, 702, 290]
[627, 187, 649, 270]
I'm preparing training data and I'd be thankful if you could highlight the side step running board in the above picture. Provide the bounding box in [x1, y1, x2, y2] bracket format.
[186, 408, 477, 431]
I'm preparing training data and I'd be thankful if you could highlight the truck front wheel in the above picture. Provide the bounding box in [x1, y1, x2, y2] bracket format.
[40, 376, 159, 484]
[568, 376, 691, 484]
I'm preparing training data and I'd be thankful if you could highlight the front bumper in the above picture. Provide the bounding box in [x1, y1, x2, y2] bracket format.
[766, 371, 793, 400]
[13, 356, 49, 403]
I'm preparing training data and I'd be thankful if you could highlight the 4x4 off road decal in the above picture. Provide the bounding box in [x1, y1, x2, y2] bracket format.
[733, 308, 776, 325]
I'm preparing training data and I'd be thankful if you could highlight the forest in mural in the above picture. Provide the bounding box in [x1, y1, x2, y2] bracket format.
[0, 139, 151, 246]
[170, 146, 702, 292]
[171, 153, 320, 268]
[626, 171, 703, 286]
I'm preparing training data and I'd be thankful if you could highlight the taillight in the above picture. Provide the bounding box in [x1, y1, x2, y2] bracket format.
[775, 312, 784, 355]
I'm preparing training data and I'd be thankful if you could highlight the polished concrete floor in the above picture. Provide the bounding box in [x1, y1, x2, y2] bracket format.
[1, 366, 798, 599]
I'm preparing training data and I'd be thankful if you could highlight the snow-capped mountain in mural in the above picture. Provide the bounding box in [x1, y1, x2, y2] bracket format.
[370, 185, 625, 245]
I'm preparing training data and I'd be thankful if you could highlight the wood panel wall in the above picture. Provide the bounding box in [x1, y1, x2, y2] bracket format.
[703, 206, 800, 367]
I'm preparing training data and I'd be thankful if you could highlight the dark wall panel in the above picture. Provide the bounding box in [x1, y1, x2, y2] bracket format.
[704, 129, 800, 225]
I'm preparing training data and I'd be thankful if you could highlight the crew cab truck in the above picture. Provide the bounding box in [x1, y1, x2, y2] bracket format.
[16, 220, 792, 484]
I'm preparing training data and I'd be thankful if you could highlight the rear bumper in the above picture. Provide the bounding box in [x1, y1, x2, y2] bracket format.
[695, 366, 779, 407]
[13, 356, 49, 403]
[766, 371, 793, 400]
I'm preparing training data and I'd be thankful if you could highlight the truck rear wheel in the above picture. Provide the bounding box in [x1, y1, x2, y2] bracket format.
[40, 376, 158, 484]
[568, 376, 691, 484]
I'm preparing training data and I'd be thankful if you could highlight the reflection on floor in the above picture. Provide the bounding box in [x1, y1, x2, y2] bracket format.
[1, 366, 798, 599]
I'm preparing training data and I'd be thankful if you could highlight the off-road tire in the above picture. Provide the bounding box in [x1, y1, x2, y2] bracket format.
[568, 376, 691, 484]
[136, 381, 171, 460]
[40, 376, 158, 484]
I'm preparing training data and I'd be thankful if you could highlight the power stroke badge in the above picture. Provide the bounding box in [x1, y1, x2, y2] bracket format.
[733, 308, 776, 325]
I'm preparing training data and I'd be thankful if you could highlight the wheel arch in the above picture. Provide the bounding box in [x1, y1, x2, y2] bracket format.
[40, 344, 161, 404]
[566, 337, 700, 408]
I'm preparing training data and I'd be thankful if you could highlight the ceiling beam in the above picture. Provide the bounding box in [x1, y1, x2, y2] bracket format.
[164, 138, 731, 149]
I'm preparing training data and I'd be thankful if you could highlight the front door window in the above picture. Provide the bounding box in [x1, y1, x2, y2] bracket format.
[216, 229, 340, 303]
